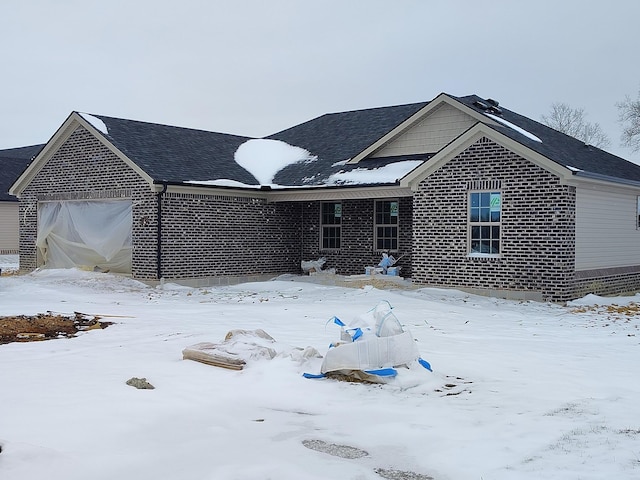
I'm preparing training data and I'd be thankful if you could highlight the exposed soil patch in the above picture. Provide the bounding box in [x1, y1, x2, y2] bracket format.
[374, 468, 434, 480]
[0, 312, 112, 345]
[572, 302, 640, 317]
[301, 439, 369, 459]
[434, 375, 473, 396]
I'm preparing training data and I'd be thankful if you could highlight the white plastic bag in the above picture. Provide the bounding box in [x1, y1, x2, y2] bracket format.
[320, 301, 419, 374]
[320, 330, 418, 374]
[301, 257, 326, 273]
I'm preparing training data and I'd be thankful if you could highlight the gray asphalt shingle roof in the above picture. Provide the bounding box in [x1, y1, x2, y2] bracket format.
[455, 94, 640, 183]
[0, 144, 44, 201]
[85, 104, 433, 187]
[267, 102, 430, 186]
[14, 94, 640, 191]
[83, 114, 258, 185]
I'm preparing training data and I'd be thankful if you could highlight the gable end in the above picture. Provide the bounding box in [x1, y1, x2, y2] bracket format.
[400, 123, 574, 190]
[10, 113, 155, 197]
[370, 102, 477, 158]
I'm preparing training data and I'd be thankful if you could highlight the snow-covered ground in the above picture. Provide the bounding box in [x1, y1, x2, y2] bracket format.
[1, 264, 639, 479]
[0, 255, 18, 274]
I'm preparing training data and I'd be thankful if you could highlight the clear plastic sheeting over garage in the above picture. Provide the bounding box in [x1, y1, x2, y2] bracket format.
[36, 200, 132, 273]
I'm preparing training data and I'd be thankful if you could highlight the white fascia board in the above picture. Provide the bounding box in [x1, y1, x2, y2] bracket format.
[565, 171, 640, 193]
[400, 123, 574, 190]
[163, 183, 270, 199]
[161, 183, 412, 202]
[266, 185, 413, 202]
[347, 93, 500, 165]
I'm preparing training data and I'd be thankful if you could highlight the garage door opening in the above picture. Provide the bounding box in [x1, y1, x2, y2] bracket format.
[36, 200, 132, 274]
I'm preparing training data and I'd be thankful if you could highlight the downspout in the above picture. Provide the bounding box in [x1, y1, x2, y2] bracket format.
[156, 182, 167, 280]
[300, 203, 305, 272]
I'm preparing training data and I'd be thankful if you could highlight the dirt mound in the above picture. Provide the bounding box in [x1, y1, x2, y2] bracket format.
[0, 312, 112, 344]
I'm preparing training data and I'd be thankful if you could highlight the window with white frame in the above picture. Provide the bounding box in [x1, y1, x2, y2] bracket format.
[321, 202, 341, 249]
[375, 199, 399, 251]
[469, 191, 501, 255]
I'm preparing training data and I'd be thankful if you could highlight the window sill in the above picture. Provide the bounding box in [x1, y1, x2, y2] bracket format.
[467, 253, 501, 259]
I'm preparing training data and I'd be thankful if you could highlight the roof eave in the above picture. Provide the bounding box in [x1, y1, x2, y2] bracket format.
[569, 170, 640, 189]
[159, 179, 411, 201]
[266, 183, 413, 202]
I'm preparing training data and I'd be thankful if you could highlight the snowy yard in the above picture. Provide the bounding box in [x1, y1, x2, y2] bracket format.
[1, 263, 639, 479]
[0, 255, 18, 275]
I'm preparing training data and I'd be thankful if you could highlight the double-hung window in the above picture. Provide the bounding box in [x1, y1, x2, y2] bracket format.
[321, 202, 341, 249]
[375, 199, 399, 251]
[469, 191, 501, 255]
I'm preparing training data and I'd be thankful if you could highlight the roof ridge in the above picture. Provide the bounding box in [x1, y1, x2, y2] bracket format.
[267, 100, 431, 140]
[321, 100, 431, 117]
[77, 111, 253, 140]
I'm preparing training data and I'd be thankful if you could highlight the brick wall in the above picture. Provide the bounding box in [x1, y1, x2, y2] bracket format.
[20, 125, 640, 300]
[574, 266, 640, 298]
[19, 126, 156, 278]
[301, 197, 413, 276]
[160, 193, 301, 278]
[19, 125, 303, 281]
[412, 137, 576, 302]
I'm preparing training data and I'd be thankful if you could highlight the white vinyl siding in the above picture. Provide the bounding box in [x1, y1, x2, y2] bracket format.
[575, 187, 640, 270]
[0, 202, 19, 253]
[371, 103, 475, 157]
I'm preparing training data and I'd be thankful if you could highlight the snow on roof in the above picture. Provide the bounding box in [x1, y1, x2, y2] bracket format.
[325, 160, 423, 186]
[185, 179, 329, 190]
[79, 112, 109, 135]
[186, 179, 259, 188]
[486, 113, 542, 143]
[565, 165, 582, 172]
[186, 160, 423, 190]
[234, 139, 317, 186]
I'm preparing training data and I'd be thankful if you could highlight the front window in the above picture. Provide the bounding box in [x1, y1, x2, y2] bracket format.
[321, 202, 341, 249]
[469, 191, 501, 255]
[375, 199, 399, 251]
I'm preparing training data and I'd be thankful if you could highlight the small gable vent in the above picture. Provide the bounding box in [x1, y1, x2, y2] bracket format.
[467, 179, 502, 191]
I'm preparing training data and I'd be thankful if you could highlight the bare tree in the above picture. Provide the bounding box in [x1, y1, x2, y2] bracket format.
[617, 89, 640, 152]
[541, 102, 611, 148]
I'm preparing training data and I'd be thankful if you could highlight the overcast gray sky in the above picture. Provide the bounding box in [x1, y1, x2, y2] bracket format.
[2, 0, 639, 162]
